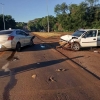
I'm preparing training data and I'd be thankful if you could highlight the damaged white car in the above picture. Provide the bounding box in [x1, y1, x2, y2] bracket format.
[59, 29, 100, 51]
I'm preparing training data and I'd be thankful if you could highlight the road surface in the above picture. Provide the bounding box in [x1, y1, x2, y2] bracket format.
[0, 37, 100, 100]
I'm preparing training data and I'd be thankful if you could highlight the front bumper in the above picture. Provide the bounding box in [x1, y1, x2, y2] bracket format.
[59, 40, 71, 48]
[59, 39, 68, 45]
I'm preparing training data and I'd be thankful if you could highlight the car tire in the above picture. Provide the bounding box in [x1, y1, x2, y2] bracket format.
[71, 42, 80, 51]
[16, 42, 21, 52]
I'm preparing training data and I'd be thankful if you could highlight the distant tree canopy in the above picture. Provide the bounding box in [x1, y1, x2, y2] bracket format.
[0, 15, 16, 30]
[27, 0, 100, 32]
[27, 16, 57, 32]
[16, 22, 27, 30]
[1, 0, 100, 32]
[0, 15, 28, 30]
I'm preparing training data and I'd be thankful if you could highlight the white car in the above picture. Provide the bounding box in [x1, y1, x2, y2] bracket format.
[59, 29, 100, 51]
[0, 29, 35, 52]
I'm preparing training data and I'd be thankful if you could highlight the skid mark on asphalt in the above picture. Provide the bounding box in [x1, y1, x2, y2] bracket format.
[3, 71, 17, 100]
[1, 62, 17, 100]
[1, 51, 18, 100]
[6, 51, 16, 61]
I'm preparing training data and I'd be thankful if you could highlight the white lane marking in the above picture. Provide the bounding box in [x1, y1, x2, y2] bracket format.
[2, 62, 10, 72]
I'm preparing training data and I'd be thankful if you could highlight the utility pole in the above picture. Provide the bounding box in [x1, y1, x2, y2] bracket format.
[46, 0, 49, 33]
[0, 3, 5, 30]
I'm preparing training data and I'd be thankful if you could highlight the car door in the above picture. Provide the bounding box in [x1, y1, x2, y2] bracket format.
[80, 30, 97, 47]
[21, 31, 31, 45]
[16, 30, 26, 47]
[97, 30, 100, 46]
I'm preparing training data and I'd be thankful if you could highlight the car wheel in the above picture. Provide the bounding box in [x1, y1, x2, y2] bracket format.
[71, 42, 80, 51]
[16, 42, 21, 52]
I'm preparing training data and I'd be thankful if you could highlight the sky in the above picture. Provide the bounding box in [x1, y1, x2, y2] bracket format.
[0, 0, 84, 22]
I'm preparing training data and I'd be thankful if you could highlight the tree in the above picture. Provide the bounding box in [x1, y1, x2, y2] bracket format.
[54, 4, 61, 15]
[0, 14, 16, 30]
[16, 22, 27, 30]
[86, 0, 99, 6]
[60, 2, 68, 14]
[54, 2, 68, 15]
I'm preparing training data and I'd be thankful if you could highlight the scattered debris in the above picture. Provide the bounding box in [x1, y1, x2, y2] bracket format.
[56, 68, 67, 72]
[12, 57, 19, 61]
[2, 62, 10, 72]
[32, 74, 37, 79]
[48, 76, 56, 82]
[94, 51, 99, 53]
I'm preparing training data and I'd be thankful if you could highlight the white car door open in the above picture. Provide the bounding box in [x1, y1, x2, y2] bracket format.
[80, 30, 97, 47]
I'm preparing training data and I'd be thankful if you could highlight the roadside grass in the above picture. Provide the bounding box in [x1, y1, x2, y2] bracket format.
[31, 32, 73, 39]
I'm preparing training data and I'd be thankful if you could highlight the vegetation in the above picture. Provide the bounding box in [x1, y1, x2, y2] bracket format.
[0, 0, 100, 32]
[27, 0, 100, 32]
[0, 15, 16, 30]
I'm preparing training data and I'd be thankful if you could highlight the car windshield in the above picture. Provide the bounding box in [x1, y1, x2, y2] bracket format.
[0, 30, 13, 35]
[72, 30, 85, 37]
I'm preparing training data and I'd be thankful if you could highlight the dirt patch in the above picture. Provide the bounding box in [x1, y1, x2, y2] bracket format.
[31, 32, 73, 39]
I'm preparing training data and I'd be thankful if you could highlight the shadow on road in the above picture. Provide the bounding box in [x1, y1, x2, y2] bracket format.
[0, 55, 84, 77]
[21, 42, 59, 52]
[20, 41, 100, 52]
[3, 71, 17, 100]
[0, 58, 67, 77]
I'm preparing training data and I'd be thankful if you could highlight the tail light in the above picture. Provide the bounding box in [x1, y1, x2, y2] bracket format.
[8, 36, 14, 40]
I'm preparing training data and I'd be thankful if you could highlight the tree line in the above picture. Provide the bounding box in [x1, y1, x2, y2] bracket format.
[0, 0, 100, 32]
[27, 0, 100, 32]
[0, 15, 27, 30]
[0, 15, 16, 30]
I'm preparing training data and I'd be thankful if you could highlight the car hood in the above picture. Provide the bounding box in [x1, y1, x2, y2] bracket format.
[60, 35, 78, 41]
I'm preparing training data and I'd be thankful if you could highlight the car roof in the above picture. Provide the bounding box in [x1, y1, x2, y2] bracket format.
[0, 29, 22, 32]
[78, 29, 100, 31]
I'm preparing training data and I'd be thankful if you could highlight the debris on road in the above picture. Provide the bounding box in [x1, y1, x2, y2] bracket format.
[94, 51, 99, 53]
[12, 57, 19, 61]
[32, 74, 37, 79]
[48, 76, 56, 82]
[56, 68, 67, 72]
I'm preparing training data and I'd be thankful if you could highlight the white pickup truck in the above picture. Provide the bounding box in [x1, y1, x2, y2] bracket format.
[59, 29, 100, 51]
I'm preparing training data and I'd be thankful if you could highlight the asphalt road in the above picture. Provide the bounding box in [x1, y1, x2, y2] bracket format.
[0, 37, 100, 100]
